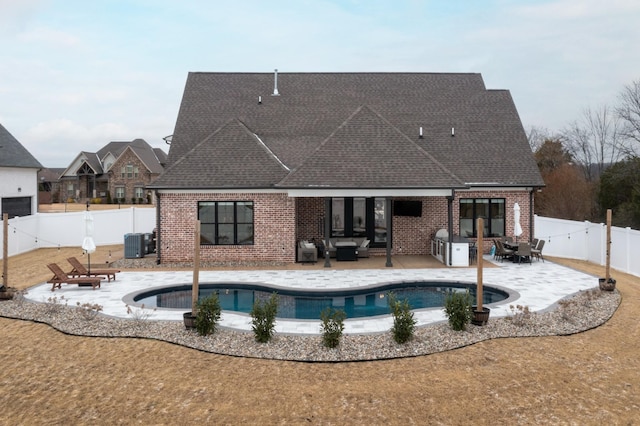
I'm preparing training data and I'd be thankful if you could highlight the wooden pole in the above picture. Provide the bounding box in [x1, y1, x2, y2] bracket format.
[605, 209, 612, 282]
[192, 220, 201, 315]
[476, 217, 483, 311]
[2, 213, 8, 289]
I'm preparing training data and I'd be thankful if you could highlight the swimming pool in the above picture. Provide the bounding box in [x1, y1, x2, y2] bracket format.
[131, 281, 509, 320]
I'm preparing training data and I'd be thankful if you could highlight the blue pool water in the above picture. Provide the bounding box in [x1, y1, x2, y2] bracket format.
[133, 282, 508, 320]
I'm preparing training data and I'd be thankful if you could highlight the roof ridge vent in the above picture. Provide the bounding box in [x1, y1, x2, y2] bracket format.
[272, 69, 280, 96]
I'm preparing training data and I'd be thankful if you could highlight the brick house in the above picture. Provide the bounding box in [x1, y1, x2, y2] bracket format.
[59, 139, 166, 204]
[149, 72, 544, 266]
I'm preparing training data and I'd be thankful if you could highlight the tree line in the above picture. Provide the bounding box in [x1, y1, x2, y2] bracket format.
[529, 79, 640, 230]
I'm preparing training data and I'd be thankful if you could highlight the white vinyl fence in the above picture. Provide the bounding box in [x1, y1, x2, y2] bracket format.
[1, 208, 156, 259]
[534, 215, 640, 278]
[2, 211, 639, 278]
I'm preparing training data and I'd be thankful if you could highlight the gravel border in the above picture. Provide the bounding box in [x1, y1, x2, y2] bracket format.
[0, 287, 620, 362]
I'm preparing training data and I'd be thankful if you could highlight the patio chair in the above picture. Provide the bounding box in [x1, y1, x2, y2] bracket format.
[514, 242, 532, 264]
[297, 241, 317, 263]
[67, 257, 120, 282]
[532, 239, 545, 262]
[47, 263, 102, 291]
[495, 240, 513, 262]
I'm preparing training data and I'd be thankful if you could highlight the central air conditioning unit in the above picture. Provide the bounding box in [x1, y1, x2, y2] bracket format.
[124, 233, 145, 259]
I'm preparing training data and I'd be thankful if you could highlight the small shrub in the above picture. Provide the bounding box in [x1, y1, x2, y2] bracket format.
[195, 293, 222, 336]
[320, 307, 346, 348]
[388, 292, 417, 344]
[250, 292, 278, 343]
[444, 289, 472, 331]
[126, 304, 155, 326]
[43, 295, 67, 315]
[507, 304, 532, 326]
[77, 301, 103, 320]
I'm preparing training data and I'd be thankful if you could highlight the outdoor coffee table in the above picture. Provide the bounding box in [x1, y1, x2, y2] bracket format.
[335, 241, 358, 261]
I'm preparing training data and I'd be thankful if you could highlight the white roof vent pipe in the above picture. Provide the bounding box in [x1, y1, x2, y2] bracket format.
[272, 69, 280, 96]
[258, 95, 262, 104]
[419, 127, 423, 139]
[451, 127, 455, 137]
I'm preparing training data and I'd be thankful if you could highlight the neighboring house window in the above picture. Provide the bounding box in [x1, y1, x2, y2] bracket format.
[120, 165, 138, 179]
[199, 201, 254, 245]
[459, 198, 505, 237]
[67, 183, 74, 198]
[330, 197, 387, 245]
[115, 187, 125, 200]
[134, 187, 144, 200]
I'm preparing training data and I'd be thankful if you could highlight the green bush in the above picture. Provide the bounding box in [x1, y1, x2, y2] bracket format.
[320, 307, 346, 348]
[195, 293, 222, 336]
[251, 292, 278, 343]
[388, 292, 417, 344]
[444, 289, 473, 331]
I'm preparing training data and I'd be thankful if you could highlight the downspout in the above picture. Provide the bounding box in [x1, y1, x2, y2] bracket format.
[447, 190, 455, 267]
[529, 188, 535, 243]
[324, 197, 331, 268]
[386, 197, 393, 267]
[155, 190, 161, 265]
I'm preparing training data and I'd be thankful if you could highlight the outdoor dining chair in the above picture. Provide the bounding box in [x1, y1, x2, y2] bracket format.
[532, 239, 545, 262]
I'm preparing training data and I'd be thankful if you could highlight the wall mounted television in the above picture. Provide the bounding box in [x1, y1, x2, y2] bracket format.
[393, 200, 422, 217]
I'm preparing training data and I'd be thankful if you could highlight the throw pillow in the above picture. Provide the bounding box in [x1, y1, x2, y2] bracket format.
[361, 239, 370, 248]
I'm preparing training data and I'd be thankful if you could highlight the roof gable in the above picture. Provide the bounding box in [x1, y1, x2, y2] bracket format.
[153, 119, 289, 188]
[280, 106, 464, 188]
[0, 123, 42, 169]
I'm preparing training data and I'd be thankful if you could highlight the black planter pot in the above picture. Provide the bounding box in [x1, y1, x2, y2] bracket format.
[599, 277, 616, 291]
[471, 307, 490, 326]
[183, 311, 196, 329]
[0, 287, 15, 301]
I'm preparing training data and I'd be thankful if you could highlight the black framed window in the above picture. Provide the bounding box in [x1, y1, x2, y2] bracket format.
[199, 201, 254, 245]
[330, 197, 387, 246]
[459, 198, 505, 237]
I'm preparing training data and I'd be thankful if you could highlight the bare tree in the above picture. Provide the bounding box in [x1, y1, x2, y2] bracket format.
[562, 105, 624, 181]
[616, 79, 640, 156]
[526, 125, 554, 152]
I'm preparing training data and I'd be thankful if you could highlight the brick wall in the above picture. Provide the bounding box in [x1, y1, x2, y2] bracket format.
[159, 192, 296, 264]
[160, 190, 532, 264]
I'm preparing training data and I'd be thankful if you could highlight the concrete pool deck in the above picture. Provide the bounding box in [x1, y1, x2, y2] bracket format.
[26, 256, 599, 335]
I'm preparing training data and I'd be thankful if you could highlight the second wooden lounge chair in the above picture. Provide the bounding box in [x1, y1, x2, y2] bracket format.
[47, 263, 102, 291]
[67, 257, 120, 282]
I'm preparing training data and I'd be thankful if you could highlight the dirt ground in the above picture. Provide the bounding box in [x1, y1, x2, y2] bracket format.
[1, 245, 639, 424]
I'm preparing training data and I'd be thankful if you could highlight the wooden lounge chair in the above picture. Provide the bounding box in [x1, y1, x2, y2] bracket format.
[67, 257, 120, 282]
[47, 263, 102, 291]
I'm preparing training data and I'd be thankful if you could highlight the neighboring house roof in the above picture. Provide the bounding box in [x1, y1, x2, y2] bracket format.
[0, 123, 43, 169]
[61, 139, 166, 178]
[38, 167, 65, 182]
[154, 72, 544, 190]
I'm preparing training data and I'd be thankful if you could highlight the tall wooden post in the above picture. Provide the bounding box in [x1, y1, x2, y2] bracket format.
[192, 220, 201, 315]
[605, 209, 612, 282]
[2, 213, 8, 289]
[476, 217, 484, 311]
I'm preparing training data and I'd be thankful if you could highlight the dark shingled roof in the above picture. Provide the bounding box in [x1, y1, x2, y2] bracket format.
[156, 72, 543, 190]
[153, 119, 289, 189]
[0, 123, 42, 169]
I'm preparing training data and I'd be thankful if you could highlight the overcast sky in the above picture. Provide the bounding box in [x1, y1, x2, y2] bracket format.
[1, 0, 638, 167]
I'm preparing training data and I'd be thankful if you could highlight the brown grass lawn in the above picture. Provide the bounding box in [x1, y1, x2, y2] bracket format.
[1, 244, 639, 424]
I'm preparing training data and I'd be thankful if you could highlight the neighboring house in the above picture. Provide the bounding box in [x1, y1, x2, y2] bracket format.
[150, 72, 545, 265]
[38, 167, 65, 204]
[59, 139, 167, 204]
[0, 123, 43, 218]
